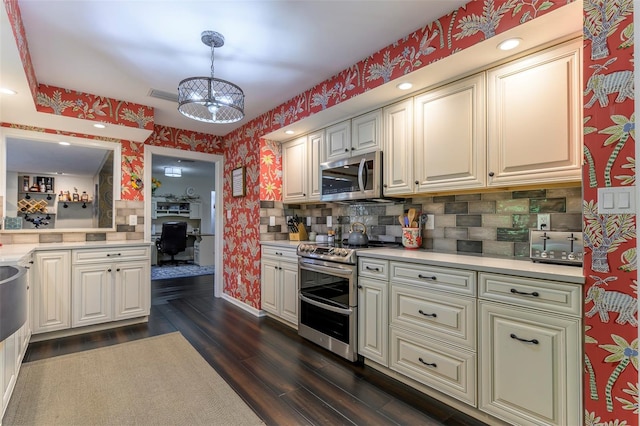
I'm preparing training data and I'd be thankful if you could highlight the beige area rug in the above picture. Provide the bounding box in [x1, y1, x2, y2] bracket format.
[3, 332, 264, 426]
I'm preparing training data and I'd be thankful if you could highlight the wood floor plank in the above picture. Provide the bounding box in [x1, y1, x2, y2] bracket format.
[20, 276, 489, 426]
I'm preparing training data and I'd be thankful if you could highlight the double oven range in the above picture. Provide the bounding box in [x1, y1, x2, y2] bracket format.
[296, 240, 399, 361]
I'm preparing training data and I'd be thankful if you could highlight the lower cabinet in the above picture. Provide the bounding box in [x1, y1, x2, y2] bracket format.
[72, 260, 149, 327]
[478, 273, 582, 426]
[356, 256, 583, 426]
[32, 245, 150, 336]
[32, 250, 72, 334]
[1, 322, 30, 419]
[260, 246, 298, 326]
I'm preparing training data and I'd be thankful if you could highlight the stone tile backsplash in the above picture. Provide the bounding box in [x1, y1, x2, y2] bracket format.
[260, 185, 583, 259]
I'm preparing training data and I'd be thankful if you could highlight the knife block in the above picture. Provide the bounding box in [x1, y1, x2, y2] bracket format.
[289, 223, 308, 241]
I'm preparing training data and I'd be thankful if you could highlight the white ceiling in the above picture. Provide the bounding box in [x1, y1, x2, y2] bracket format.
[0, 0, 582, 172]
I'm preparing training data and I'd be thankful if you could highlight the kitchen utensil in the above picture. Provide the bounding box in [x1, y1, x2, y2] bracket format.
[398, 215, 405, 227]
[411, 221, 418, 227]
[348, 222, 369, 246]
[407, 208, 416, 226]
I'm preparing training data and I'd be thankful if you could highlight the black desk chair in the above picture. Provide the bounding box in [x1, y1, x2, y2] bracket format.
[156, 222, 188, 265]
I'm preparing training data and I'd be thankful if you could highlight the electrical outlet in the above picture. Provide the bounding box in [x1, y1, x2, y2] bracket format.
[425, 214, 435, 230]
[327, 216, 333, 227]
[128, 214, 137, 226]
[269, 216, 276, 226]
[537, 213, 550, 230]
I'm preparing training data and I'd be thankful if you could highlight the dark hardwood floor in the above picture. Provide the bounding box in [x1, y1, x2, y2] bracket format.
[24, 275, 488, 426]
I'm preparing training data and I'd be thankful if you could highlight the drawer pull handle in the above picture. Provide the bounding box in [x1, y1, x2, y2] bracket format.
[106, 253, 122, 257]
[510, 333, 539, 345]
[418, 309, 437, 318]
[418, 358, 437, 368]
[275, 252, 282, 256]
[510, 288, 539, 297]
[418, 274, 437, 280]
[365, 266, 380, 271]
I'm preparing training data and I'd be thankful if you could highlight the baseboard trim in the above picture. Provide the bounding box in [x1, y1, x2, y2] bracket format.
[220, 293, 266, 317]
[30, 317, 149, 342]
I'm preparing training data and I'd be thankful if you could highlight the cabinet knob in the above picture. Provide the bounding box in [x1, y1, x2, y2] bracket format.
[488, 171, 495, 177]
[117, 268, 121, 272]
[107, 268, 112, 272]
[344, 148, 349, 152]
[351, 147, 355, 151]
[414, 180, 419, 185]
[383, 184, 387, 188]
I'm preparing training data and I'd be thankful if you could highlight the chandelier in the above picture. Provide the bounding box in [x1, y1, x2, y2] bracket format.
[178, 31, 245, 124]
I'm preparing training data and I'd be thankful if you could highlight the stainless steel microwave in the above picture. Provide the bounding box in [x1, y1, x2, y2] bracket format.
[320, 151, 383, 202]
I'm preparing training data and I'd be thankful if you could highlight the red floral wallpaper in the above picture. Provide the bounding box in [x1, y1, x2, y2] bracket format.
[4, 0, 638, 423]
[582, 1, 637, 423]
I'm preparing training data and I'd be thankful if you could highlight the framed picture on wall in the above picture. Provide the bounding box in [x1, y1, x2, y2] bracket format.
[232, 167, 245, 197]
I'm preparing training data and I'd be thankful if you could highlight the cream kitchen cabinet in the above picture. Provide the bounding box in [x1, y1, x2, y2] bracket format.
[486, 38, 582, 187]
[414, 73, 486, 192]
[357, 257, 389, 366]
[32, 250, 71, 334]
[282, 133, 322, 203]
[478, 272, 582, 426]
[389, 261, 477, 405]
[324, 110, 382, 163]
[72, 246, 150, 328]
[260, 246, 298, 326]
[382, 99, 414, 195]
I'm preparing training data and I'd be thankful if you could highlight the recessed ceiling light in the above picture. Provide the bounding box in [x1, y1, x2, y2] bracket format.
[285, 130, 295, 135]
[93, 123, 106, 129]
[0, 88, 17, 95]
[58, 141, 70, 146]
[498, 38, 522, 51]
[396, 82, 413, 90]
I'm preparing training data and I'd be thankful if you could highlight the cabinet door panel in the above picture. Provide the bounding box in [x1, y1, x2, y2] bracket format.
[358, 277, 388, 365]
[280, 262, 299, 325]
[479, 301, 581, 426]
[487, 40, 581, 186]
[351, 109, 382, 156]
[383, 99, 414, 195]
[308, 131, 324, 201]
[114, 261, 150, 319]
[260, 258, 279, 314]
[72, 265, 111, 327]
[415, 74, 486, 191]
[33, 251, 71, 333]
[325, 121, 351, 162]
[282, 137, 308, 202]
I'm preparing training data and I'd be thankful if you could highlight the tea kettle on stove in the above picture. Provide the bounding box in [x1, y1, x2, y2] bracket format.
[348, 222, 369, 246]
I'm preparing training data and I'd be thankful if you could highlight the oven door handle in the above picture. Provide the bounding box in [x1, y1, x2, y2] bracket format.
[299, 261, 355, 278]
[299, 294, 353, 315]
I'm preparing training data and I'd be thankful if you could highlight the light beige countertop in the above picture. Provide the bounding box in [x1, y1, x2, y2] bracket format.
[0, 240, 152, 265]
[358, 248, 585, 284]
[260, 240, 306, 248]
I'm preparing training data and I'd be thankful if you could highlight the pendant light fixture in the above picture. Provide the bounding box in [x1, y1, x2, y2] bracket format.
[178, 31, 245, 124]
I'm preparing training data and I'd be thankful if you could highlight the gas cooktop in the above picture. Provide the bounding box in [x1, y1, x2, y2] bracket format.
[297, 240, 401, 264]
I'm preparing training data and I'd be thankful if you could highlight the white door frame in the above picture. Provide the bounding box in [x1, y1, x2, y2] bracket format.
[144, 145, 223, 298]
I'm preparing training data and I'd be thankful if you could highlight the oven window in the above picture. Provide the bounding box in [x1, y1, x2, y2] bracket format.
[299, 269, 352, 309]
[300, 301, 351, 344]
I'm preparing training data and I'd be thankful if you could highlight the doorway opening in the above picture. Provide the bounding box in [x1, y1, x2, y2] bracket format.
[144, 146, 223, 298]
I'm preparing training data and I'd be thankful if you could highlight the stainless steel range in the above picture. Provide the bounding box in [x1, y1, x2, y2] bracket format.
[296, 240, 399, 361]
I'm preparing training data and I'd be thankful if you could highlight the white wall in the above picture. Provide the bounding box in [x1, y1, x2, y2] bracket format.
[152, 173, 215, 233]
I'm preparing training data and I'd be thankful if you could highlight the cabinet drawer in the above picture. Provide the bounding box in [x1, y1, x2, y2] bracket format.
[73, 246, 150, 264]
[261, 246, 298, 261]
[391, 284, 475, 350]
[479, 273, 582, 317]
[390, 262, 475, 296]
[390, 327, 476, 405]
[358, 257, 389, 280]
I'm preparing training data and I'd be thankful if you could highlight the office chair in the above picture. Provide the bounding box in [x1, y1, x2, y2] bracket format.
[156, 221, 188, 265]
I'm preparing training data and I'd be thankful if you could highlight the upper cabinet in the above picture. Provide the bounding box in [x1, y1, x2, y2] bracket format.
[282, 132, 323, 203]
[382, 38, 582, 197]
[414, 73, 486, 192]
[324, 110, 382, 162]
[383, 99, 414, 196]
[486, 39, 582, 187]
